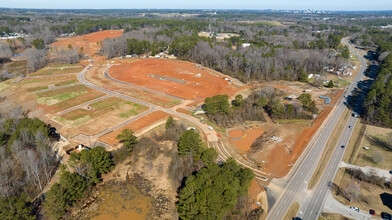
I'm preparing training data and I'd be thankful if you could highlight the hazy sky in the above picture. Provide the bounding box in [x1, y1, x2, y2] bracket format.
[1, 0, 391, 11]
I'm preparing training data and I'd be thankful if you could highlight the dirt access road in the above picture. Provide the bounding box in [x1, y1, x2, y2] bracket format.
[78, 64, 270, 181]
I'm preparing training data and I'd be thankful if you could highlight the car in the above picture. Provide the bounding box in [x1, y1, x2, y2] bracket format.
[381, 212, 392, 220]
[341, 145, 345, 149]
[350, 206, 359, 212]
[349, 126, 353, 129]
[370, 209, 375, 216]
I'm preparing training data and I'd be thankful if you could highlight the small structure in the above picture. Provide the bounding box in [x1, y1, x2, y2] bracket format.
[76, 144, 90, 152]
[308, 74, 314, 79]
[363, 146, 370, 150]
[186, 127, 196, 131]
[241, 43, 251, 48]
[303, 89, 312, 92]
[286, 94, 298, 100]
[342, 69, 352, 76]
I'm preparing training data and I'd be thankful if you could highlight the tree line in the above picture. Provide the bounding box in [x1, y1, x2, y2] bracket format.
[363, 53, 392, 127]
[203, 87, 318, 127]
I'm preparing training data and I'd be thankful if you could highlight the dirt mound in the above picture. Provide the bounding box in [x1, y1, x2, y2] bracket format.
[109, 59, 238, 100]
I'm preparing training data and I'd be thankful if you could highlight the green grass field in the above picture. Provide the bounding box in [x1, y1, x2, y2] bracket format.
[61, 97, 148, 121]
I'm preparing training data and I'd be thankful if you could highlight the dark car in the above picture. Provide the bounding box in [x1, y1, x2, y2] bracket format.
[382, 212, 392, 220]
[341, 145, 345, 149]
[369, 209, 375, 216]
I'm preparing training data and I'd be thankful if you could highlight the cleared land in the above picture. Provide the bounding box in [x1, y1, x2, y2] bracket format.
[229, 128, 265, 153]
[34, 84, 105, 113]
[109, 59, 238, 100]
[50, 30, 123, 57]
[55, 97, 149, 137]
[99, 111, 170, 146]
[347, 124, 392, 170]
[85, 65, 180, 107]
[225, 87, 343, 178]
[30, 66, 84, 76]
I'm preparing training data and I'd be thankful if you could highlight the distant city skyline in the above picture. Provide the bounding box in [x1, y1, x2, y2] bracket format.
[1, 0, 392, 11]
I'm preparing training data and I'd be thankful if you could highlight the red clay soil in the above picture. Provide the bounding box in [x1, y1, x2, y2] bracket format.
[230, 129, 264, 153]
[228, 129, 244, 139]
[99, 111, 170, 146]
[50, 30, 123, 61]
[248, 180, 264, 209]
[109, 59, 238, 100]
[262, 89, 343, 178]
[175, 108, 192, 115]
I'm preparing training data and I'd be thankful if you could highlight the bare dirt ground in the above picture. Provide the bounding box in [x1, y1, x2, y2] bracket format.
[74, 128, 181, 220]
[85, 65, 180, 107]
[50, 30, 123, 59]
[109, 59, 238, 100]
[99, 111, 170, 146]
[225, 87, 343, 178]
[229, 128, 265, 153]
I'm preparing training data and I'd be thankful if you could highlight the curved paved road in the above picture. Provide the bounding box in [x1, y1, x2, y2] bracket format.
[266, 38, 368, 220]
[77, 64, 269, 181]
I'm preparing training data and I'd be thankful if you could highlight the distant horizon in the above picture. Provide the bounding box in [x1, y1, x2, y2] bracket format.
[1, 7, 392, 12]
[1, 0, 392, 11]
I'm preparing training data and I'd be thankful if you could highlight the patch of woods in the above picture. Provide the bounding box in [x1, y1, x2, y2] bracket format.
[331, 168, 392, 204]
[43, 146, 114, 219]
[114, 117, 258, 220]
[0, 107, 59, 219]
[363, 53, 392, 127]
[101, 19, 352, 83]
[203, 87, 318, 127]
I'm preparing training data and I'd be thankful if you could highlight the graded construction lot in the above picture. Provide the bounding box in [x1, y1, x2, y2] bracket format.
[224, 87, 343, 178]
[109, 59, 238, 100]
[55, 97, 149, 137]
[50, 30, 123, 57]
[85, 65, 180, 107]
[99, 111, 170, 146]
[34, 84, 106, 113]
[30, 66, 84, 76]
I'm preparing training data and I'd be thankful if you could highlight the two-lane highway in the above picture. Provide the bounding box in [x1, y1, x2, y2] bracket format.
[266, 38, 368, 220]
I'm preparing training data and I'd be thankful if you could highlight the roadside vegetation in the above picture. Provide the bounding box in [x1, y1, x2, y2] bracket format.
[203, 87, 318, 127]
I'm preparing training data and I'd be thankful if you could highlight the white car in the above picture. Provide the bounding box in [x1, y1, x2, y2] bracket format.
[350, 207, 360, 212]
[208, 126, 213, 131]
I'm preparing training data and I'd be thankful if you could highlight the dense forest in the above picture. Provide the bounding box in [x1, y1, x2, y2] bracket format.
[363, 53, 392, 127]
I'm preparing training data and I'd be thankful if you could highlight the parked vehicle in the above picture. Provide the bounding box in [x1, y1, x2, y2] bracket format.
[382, 212, 392, 220]
[369, 209, 375, 216]
[350, 206, 359, 212]
[341, 145, 345, 149]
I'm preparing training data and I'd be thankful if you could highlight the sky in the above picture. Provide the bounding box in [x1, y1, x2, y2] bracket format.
[1, 0, 392, 11]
